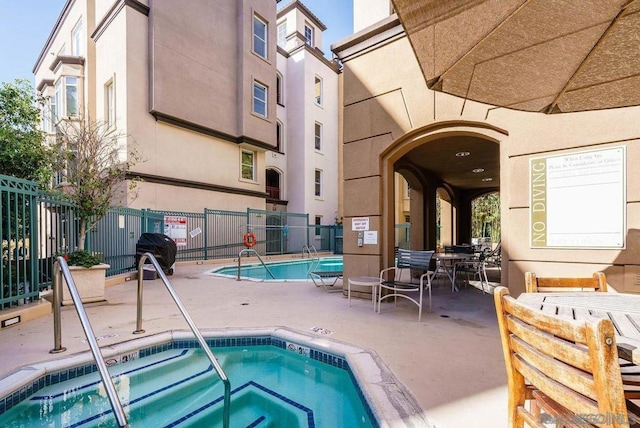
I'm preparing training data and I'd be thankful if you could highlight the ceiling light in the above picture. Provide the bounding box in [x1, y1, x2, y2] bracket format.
[472, 168, 485, 173]
[455, 151, 470, 157]
[482, 177, 493, 182]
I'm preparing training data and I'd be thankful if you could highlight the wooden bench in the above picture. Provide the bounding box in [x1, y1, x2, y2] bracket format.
[378, 249, 435, 321]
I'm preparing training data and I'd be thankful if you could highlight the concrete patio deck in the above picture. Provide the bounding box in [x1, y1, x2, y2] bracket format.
[0, 259, 508, 428]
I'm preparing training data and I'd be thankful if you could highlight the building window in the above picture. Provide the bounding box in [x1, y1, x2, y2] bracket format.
[314, 76, 322, 105]
[241, 150, 255, 181]
[105, 80, 115, 128]
[253, 81, 267, 117]
[314, 169, 322, 197]
[276, 121, 283, 152]
[314, 122, 322, 151]
[277, 21, 287, 47]
[253, 15, 267, 59]
[276, 73, 283, 105]
[304, 24, 313, 46]
[71, 19, 83, 56]
[55, 76, 79, 118]
[43, 95, 57, 133]
[65, 77, 78, 117]
[315, 216, 322, 236]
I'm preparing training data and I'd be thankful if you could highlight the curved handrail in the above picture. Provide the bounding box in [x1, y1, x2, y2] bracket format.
[134, 253, 230, 428]
[303, 245, 320, 273]
[50, 257, 129, 427]
[237, 249, 275, 280]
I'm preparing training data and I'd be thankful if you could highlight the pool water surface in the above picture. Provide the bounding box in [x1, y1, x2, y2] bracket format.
[0, 335, 376, 427]
[208, 257, 343, 281]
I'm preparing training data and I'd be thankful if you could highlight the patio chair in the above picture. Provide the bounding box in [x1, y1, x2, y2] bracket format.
[309, 270, 343, 293]
[525, 271, 607, 293]
[524, 271, 640, 402]
[494, 286, 640, 428]
[378, 250, 434, 321]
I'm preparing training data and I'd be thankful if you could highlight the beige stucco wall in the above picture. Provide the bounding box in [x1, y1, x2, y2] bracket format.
[337, 22, 640, 295]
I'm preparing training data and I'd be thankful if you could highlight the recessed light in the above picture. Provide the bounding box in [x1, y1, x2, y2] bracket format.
[455, 151, 470, 157]
[472, 168, 485, 173]
[482, 177, 493, 182]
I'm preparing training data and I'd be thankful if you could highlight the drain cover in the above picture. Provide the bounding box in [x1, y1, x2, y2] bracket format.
[310, 326, 334, 335]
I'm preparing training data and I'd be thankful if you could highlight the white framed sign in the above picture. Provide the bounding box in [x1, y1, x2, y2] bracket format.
[530, 146, 626, 248]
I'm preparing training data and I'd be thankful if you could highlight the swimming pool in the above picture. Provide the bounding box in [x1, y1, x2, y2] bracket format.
[0, 328, 430, 427]
[208, 257, 343, 281]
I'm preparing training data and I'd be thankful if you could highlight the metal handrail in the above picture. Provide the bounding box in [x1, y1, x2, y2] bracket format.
[302, 244, 319, 260]
[133, 253, 230, 428]
[303, 245, 321, 273]
[237, 249, 275, 280]
[50, 257, 129, 427]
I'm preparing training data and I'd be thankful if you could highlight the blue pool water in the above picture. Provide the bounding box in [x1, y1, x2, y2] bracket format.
[0, 336, 376, 427]
[209, 257, 343, 281]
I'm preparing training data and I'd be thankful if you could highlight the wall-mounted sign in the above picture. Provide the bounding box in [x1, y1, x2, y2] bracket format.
[164, 215, 187, 247]
[530, 146, 626, 248]
[363, 231, 378, 245]
[351, 217, 370, 231]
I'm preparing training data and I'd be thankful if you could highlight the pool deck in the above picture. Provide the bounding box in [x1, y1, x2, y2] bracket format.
[0, 257, 507, 428]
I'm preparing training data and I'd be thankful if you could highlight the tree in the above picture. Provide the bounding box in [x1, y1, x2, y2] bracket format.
[52, 117, 141, 252]
[0, 79, 53, 185]
[471, 192, 501, 242]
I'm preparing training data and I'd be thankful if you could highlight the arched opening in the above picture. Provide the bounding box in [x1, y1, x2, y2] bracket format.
[266, 168, 281, 201]
[379, 122, 507, 279]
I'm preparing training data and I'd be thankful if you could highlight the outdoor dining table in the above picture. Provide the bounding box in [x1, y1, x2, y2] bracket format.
[518, 292, 640, 365]
[431, 252, 474, 292]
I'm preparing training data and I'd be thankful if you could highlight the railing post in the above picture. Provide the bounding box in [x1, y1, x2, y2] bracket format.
[50, 264, 66, 354]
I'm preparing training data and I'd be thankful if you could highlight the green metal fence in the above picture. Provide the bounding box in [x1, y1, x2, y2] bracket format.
[0, 174, 345, 309]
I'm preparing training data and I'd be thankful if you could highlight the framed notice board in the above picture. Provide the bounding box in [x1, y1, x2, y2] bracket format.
[530, 146, 626, 249]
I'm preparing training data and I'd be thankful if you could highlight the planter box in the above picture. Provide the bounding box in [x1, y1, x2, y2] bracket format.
[61, 264, 110, 306]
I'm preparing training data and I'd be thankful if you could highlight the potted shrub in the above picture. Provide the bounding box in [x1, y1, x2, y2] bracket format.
[52, 117, 141, 304]
[56, 250, 108, 305]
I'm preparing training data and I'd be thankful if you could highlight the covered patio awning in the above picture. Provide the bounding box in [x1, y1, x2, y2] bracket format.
[391, 0, 640, 113]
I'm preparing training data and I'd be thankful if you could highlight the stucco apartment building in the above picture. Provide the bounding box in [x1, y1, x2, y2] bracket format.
[33, 0, 339, 229]
[334, 0, 640, 294]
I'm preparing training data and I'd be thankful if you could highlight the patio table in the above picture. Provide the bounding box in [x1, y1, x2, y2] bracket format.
[432, 253, 473, 292]
[518, 292, 640, 364]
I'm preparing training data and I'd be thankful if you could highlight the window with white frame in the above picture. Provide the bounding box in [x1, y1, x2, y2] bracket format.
[71, 19, 83, 56]
[277, 21, 287, 47]
[314, 122, 322, 151]
[314, 169, 322, 197]
[276, 73, 283, 105]
[304, 24, 313, 46]
[314, 76, 322, 105]
[105, 80, 115, 128]
[43, 95, 57, 133]
[315, 216, 322, 236]
[55, 76, 79, 118]
[241, 150, 256, 181]
[253, 81, 267, 117]
[253, 15, 267, 59]
[65, 76, 78, 117]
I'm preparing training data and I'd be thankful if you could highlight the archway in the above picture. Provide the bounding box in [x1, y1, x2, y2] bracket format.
[380, 121, 507, 276]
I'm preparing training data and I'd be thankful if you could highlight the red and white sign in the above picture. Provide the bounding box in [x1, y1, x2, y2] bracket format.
[164, 216, 187, 247]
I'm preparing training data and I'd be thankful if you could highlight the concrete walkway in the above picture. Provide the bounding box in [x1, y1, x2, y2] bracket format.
[0, 260, 508, 428]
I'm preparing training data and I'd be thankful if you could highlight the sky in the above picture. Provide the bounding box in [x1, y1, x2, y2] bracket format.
[0, 0, 353, 87]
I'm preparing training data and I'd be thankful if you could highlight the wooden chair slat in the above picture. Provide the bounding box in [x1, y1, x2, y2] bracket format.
[495, 286, 634, 428]
[507, 317, 591, 372]
[511, 336, 596, 401]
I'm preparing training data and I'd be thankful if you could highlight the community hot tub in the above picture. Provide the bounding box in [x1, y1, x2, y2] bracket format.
[0, 327, 431, 427]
